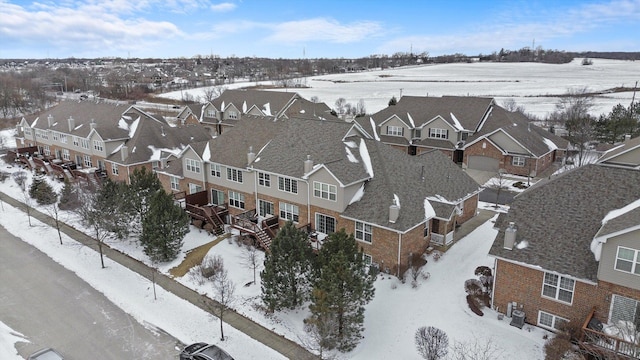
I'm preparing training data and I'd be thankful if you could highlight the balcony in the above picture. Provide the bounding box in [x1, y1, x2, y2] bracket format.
[580, 307, 640, 359]
[431, 231, 454, 246]
[230, 209, 279, 251]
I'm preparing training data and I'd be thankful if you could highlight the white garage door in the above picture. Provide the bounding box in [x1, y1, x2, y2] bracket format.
[468, 156, 500, 172]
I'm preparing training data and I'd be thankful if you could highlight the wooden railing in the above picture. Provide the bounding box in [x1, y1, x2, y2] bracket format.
[580, 307, 640, 359]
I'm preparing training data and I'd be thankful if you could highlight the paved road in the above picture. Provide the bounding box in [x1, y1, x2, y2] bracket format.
[0, 191, 319, 360]
[479, 188, 517, 205]
[0, 224, 182, 359]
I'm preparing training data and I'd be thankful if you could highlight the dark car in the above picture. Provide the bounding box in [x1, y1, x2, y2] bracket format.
[179, 343, 234, 360]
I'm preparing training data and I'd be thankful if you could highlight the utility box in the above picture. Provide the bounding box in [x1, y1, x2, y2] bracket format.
[510, 310, 525, 329]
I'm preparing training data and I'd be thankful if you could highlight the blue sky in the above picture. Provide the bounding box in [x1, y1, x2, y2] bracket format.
[1, 0, 639, 59]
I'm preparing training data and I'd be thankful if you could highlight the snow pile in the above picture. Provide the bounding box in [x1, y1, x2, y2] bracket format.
[406, 113, 415, 128]
[359, 139, 374, 178]
[393, 193, 401, 208]
[369, 117, 380, 141]
[0, 321, 26, 360]
[542, 137, 558, 151]
[591, 197, 640, 261]
[424, 198, 436, 219]
[450, 112, 464, 131]
[117, 118, 129, 130]
[345, 146, 359, 163]
[242, 101, 247, 113]
[348, 184, 365, 205]
[202, 142, 211, 162]
[147, 145, 182, 161]
[128, 117, 140, 138]
[263, 103, 271, 116]
[516, 240, 529, 250]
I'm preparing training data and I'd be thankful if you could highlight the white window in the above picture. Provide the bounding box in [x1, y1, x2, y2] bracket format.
[170, 176, 179, 190]
[52, 132, 59, 141]
[211, 189, 224, 205]
[112, 163, 119, 176]
[542, 272, 575, 304]
[355, 221, 372, 243]
[93, 140, 104, 152]
[313, 182, 337, 201]
[258, 172, 271, 187]
[60, 134, 67, 143]
[97, 160, 105, 171]
[186, 159, 201, 173]
[387, 125, 403, 136]
[43, 145, 50, 156]
[363, 254, 373, 266]
[279, 202, 299, 223]
[152, 161, 159, 169]
[316, 213, 336, 234]
[83, 155, 92, 168]
[227, 168, 243, 183]
[610, 295, 640, 325]
[278, 176, 298, 194]
[429, 128, 448, 139]
[228, 110, 238, 119]
[210, 163, 221, 177]
[81, 138, 90, 149]
[229, 191, 245, 209]
[73, 136, 79, 146]
[206, 109, 216, 117]
[24, 127, 32, 137]
[188, 183, 202, 194]
[512, 156, 526, 167]
[538, 311, 568, 331]
[258, 199, 274, 217]
[615, 246, 640, 275]
[62, 149, 70, 161]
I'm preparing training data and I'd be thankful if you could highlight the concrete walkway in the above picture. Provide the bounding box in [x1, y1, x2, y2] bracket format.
[453, 209, 497, 243]
[0, 192, 318, 360]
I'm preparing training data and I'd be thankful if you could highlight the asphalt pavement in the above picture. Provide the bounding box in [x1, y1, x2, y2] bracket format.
[0, 224, 182, 359]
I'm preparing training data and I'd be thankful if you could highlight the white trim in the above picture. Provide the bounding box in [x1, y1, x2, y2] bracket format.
[537, 310, 568, 331]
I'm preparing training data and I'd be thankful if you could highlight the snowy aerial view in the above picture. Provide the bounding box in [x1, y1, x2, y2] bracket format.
[2, 1, 640, 359]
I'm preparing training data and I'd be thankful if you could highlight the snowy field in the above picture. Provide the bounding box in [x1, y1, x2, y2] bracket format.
[158, 58, 640, 119]
[0, 131, 549, 359]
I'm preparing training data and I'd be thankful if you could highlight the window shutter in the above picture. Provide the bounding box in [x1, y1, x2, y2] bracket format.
[386, 125, 389, 135]
[401, 127, 404, 136]
[446, 130, 449, 139]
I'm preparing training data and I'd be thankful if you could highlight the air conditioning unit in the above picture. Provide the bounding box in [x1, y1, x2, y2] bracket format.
[510, 310, 525, 329]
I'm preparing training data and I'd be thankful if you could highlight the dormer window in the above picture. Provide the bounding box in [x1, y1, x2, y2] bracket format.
[206, 109, 216, 117]
[387, 126, 403, 136]
[429, 128, 448, 139]
[228, 110, 238, 120]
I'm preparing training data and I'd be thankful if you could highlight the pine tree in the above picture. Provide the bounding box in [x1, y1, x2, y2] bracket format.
[96, 179, 131, 239]
[140, 190, 189, 262]
[128, 167, 162, 233]
[58, 178, 78, 210]
[308, 229, 375, 352]
[261, 221, 313, 311]
[29, 174, 56, 205]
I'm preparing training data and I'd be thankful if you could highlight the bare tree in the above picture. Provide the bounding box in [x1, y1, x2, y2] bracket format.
[450, 336, 504, 360]
[334, 98, 347, 115]
[45, 191, 64, 244]
[554, 87, 596, 167]
[211, 265, 236, 341]
[501, 99, 527, 114]
[202, 85, 226, 102]
[415, 326, 449, 360]
[242, 244, 260, 285]
[486, 169, 509, 208]
[76, 186, 109, 268]
[301, 313, 339, 359]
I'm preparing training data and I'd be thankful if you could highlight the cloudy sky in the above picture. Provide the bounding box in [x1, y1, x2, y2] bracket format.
[1, 0, 639, 59]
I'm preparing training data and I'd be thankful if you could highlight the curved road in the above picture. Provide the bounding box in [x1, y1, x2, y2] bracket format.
[0, 224, 182, 359]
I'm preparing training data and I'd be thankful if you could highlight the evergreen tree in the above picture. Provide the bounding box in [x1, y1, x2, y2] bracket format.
[596, 103, 640, 144]
[96, 179, 131, 239]
[308, 229, 375, 352]
[58, 178, 79, 210]
[140, 190, 189, 262]
[261, 221, 313, 311]
[128, 167, 163, 233]
[388, 96, 398, 106]
[29, 174, 56, 205]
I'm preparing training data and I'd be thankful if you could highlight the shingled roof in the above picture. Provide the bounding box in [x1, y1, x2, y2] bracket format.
[598, 135, 640, 168]
[489, 164, 640, 282]
[365, 95, 494, 132]
[212, 89, 297, 117]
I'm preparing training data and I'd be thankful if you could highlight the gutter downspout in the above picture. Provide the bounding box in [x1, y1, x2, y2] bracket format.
[306, 179, 311, 225]
[397, 232, 402, 277]
[491, 258, 498, 311]
[254, 169, 258, 215]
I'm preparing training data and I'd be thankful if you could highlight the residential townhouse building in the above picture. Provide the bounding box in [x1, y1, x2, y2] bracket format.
[157, 115, 481, 276]
[13, 100, 210, 183]
[176, 89, 334, 136]
[488, 136, 640, 358]
[361, 96, 568, 177]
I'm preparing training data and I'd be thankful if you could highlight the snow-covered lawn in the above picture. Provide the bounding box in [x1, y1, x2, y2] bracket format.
[158, 58, 640, 118]
[0, 146, 549, 359]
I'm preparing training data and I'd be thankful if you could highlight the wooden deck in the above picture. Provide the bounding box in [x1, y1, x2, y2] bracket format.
[177, 190, 228, 236]
[580, 307, 640, 359]
[230, 209, 278, 251]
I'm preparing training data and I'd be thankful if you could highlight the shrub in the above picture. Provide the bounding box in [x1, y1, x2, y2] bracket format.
[466, 294, 484, 316]
[0, 171, 9, 183]
[464, 279, 483, 296]
[415, 326, 449, 360]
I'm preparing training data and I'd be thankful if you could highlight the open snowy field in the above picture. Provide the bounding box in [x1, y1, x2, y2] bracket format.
[0, 136, 548, 359]
[159, 58, 640, 119]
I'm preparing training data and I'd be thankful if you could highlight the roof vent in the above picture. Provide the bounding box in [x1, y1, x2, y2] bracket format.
[247, 146, 256, 165]
[504, 222, 516, 250]
[304, 155, 313, 174]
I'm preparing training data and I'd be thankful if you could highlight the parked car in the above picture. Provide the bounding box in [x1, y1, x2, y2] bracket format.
[28, 348, 64, 360]
[179, 343, 234, 360]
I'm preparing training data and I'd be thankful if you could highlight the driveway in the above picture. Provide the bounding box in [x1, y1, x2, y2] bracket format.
[464, 168, 496, 185]
[0, 225, 182, 360]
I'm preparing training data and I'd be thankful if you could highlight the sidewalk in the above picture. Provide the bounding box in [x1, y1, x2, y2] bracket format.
[0, 191, 318, 360]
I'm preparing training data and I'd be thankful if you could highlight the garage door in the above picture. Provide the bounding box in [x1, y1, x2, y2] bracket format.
[468, 156, 500, 172]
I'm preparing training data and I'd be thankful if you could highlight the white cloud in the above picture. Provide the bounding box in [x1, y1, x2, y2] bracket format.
[266, 18, 383, 44]
[210, 2, 236, 12]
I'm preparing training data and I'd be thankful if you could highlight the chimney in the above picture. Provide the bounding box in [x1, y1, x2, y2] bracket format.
[120, 145, 128, 161]
[68, 116, 75, 132]
[504, 222, 517, 250]
[304, 155, 313, 174]
[47, 114, 53, 128]
[389, 200, 400, 224]
[247, 146, 256, 165]
[90, 119, 96, 130]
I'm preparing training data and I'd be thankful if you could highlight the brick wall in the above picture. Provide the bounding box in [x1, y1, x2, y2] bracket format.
[463, 140, 504, 168]
[457, 194, 478, 224]
[494, 259, 610, 327]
